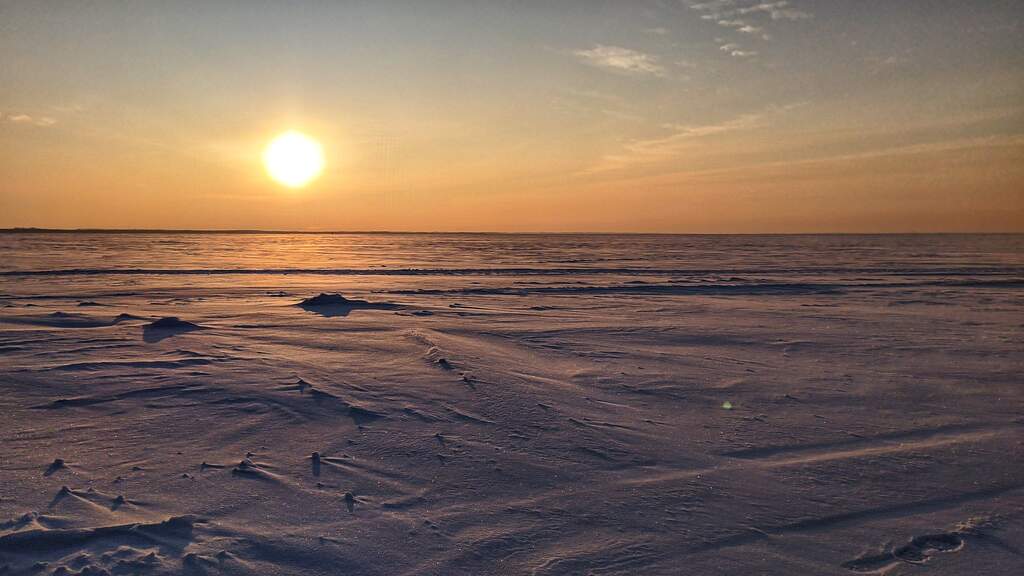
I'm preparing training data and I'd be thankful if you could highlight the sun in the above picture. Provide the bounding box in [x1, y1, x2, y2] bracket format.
[262, 131, 325, 188]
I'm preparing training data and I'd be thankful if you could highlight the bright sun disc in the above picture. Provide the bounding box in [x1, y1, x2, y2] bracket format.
[263, 131, 324, 188]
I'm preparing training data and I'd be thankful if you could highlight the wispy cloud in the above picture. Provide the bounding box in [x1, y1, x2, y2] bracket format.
[737, 2, 812, 21]
[574, 45, 666, 77]
[632, 134, 1024, 187]
[690, 0, 738, 14]
[690, 1, 812, 21]
[717, 39, 758, 58]
[658, 114, 764, 138]
[690, 1, 812, 52]
[1, 112, 57, 127]
[585, 102, 807, 174]
[585, 112, 765, 173]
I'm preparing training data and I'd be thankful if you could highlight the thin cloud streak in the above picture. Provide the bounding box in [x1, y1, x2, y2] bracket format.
[690, 1, 812, 21]
[1, 112, 57, 127]
[584, 102, 810, 174]
[584, 112, 766, 173]
[691, 0, 812, 51]
[573, 45, 667, 77]
[592, 134, 1024, 188]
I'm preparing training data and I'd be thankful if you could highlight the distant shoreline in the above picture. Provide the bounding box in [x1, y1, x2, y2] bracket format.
[1, 228, 1020, 236]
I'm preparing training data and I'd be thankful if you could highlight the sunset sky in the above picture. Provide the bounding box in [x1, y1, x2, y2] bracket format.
[2, 1, 1022, 232]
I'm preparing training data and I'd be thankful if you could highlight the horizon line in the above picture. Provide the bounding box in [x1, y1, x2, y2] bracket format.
[0, 227, 1022, 236]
